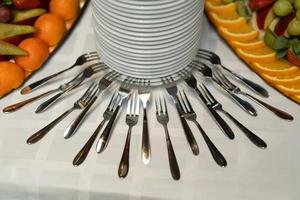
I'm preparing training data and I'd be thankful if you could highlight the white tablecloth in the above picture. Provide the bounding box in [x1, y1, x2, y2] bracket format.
[0, 6, 299, 200]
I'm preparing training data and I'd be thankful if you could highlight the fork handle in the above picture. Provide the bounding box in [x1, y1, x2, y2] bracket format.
[193, 121, 227, 167]
[118, 126, 132, 178]
[163, 125, 180, 180]
[141, 108, 151, 165]
[223, 111, 267, 148]
[27, 107, 74, 145]
[64, 96, 98, 139]
[3, 89, 57, 113]
[21, 64, 76, 94]
[244, 93, 294, 121]
[96, 105, 121, 153]
[221, 66, 269, 98]
[73, 118, 107, 166]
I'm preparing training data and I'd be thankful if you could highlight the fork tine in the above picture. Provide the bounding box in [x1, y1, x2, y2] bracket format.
[198, 84, 214, 105]
[200, 83, 218, 104]
[182, 90, 194, 112]
[108, 90, 117, 109]
[127, 95, 132, 115]
[163, 97, 168, 114]
[132, 93, 136, 115]
[81, 82, 97, 101]
[198, 49, 215, 56]
[155, 98, 159, 114]
[179, 91, 189, 112]
[175, 94, 185, 114]
[135, 93, 140, 116]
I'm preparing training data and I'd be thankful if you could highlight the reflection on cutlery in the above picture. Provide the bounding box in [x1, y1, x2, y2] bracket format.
[64, 71, 119, 139]
[191, 61, 257, 116]
[35, 63, 106, 113]
[198, 83, 267, 149]
[176, 90, 227, 167]
[73, 91, 119, 166]
[155, 96, 180, 180]
[118, 93, 139, 178]
[138, 79, 152, 165]
[26, 82, 98, 145]
[213, 67, 294, 121]
[182, 72, 235, 140]
[96, 78, 132, 153]
[196, 49, 269, 97]
[21, 52, 100, 94]
[161, 76, 199, 156]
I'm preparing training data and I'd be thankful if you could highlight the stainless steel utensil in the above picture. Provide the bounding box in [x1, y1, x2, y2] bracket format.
[198, 83, 267, 148]
[196, 49, 269, 97]
[26, 82, 98, 144]
[118, 93, 140, 178]
[21, 52, 100, 94]
[176, 90, 227, 167]
[73, 91, 119, 166]
[64, 71, 119, 139]
[155, 96, 180, 180]
[138, 79, 151, 165]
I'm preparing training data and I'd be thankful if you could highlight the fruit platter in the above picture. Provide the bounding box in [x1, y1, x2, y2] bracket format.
[205, 0, 300, 104]
[0, 0, 89, 98]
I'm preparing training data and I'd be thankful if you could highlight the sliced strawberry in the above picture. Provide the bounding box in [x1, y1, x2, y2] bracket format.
[39, 0, 50, 9]
[274, 13, 295, 36]
[4, 35, 26, 46]
[287, 49, 300, 66]
[16, 17, 38, 26]
[249, 0, 275, 10]
[256, 5, 273, 30]
[13, 0, 40, 9]
[0, 55, 8, 61]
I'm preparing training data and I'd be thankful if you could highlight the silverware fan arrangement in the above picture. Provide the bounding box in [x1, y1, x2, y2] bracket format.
[2, 50, 294, 181]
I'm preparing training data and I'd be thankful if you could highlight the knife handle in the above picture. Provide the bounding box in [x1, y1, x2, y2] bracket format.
[227, 91, 257, 117]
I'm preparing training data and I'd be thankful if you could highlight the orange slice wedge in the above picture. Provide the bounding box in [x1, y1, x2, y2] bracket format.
[277, 84, 300, 95]
[229, 40, 265, 50]
[261, 72, 300, 85]
[205, 1, 237, 14]
[236, 46, 276, 62]
[290, 95, 300, 103]
[218, 25, 259, 42]
[250, 60, 299, 75]
[208, 12, 246, 28]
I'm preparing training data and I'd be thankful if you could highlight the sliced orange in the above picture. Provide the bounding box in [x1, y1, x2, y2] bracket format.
[290, 95, 300, 103]
[261, 72, 300, 85]
[229, 39, 265, 50]
[277, 84, 300, 95]
[236, 46, 276, 62]
[250, 60, 299, 75]
[205, 1, 237, 14]
[218, 24, 259, 42]
[208, 12, 246, 28]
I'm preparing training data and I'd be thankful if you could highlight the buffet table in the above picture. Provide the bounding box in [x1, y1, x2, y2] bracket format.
[0, 6, 299, 200]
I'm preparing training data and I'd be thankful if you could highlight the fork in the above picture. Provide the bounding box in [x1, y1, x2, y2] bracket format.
[161, 76, 199, 156]
[182, 72, 235, 140]
[64, 71, 119, 139]
[96, 78, 133, 153]
[35, 63, 107, 113]
[213, 67, 294, 121]
[198, 83, 267, 148]
[196, 49, 269, 97]
[73, 91, 119, 166]
[118, 93, 140, 178]
[26, 82, 98, 145]
[155, 96, 180, 180]
[21, 52, 100, 94]
[176, 90, 227, 167]
[191, 61, 257, 116]
[138, 79, 151, 165]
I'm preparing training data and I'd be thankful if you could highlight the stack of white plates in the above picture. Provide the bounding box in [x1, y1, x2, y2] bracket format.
[92, 0, 204, 85]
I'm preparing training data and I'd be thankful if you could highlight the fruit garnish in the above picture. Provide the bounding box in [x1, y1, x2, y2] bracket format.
[236, 45, 277, 62]
[205, 1, 237, 14]
[4, 35, 25, 45]
[251, 59, 299, 75]
[0, 6, 12, 22]
[295, 0, 300, 10]
[15, 37, 49, 72]
[0, 61, 25, 96]
[287, 48, 300, 66]
[236, 0, 252, 21]
[50, 0, 80, 21]
[274, 12, 295, 36]
[12, 8, 46, 23]
[277, 84, 300, 94]
[0, 23, 37, 39]
[208, 11, 246, 28]
[256, 5, 275, 29]
[218, 24, 259, 41]
[0, 39, 28, 55]
[264, 28, 277, 49]
[34, 13, 66, 46]
[273, 0, 293, 16]
[249, 0, 275, 10]
[13, 0, 40, 9]
[287, 19, 300, 36]
[230, 39, 265, 50]
[261, 71, 300, 85]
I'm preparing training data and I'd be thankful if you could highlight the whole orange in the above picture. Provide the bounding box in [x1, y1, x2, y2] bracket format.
[34, 13, 67, 46]
[15, 38, 49, 72]
[0, 61, 25, 96]
[50, 0, 80, 21]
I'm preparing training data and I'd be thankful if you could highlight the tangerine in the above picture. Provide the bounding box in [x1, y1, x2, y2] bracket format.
[49, 0, 80, 21]
[15, 37, 49, 72]
[34, 13, 66, 46]
[0, 61, 25, 96]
